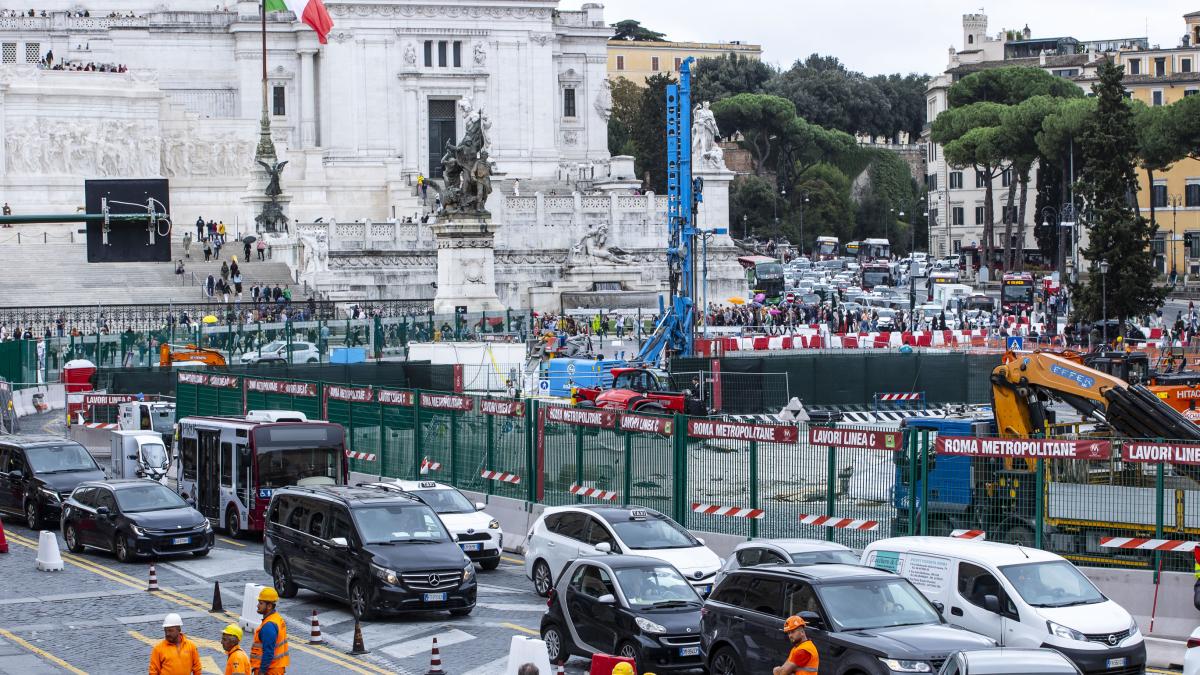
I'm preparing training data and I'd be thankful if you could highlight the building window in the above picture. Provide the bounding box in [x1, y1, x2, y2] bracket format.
[651, 56, 660, 71]
[950, 171, 963, 189]
[563, 88, 576, 118]
[674, 57, 681, 71]
[1189, 231, 1200, 258]
[272, 85, 285, 116]
[952, 207, 965, 226]
[976, 170, 987, 188]
[1001, 168, 1012, 187]
[1, 43, 15, 64]
[1152, 90, 1164, 106]
[1155, 57, 1166, 77]
[968, 34, 974, 45]
[438, 40, 447, 67]
[1183, 57, 1193, 73]
[927, 173, 938, 191]
[1152, 183, 1168, 208]
[1051, 68, 1079, 77]
[931, 208, 938, 225]
[952, 239, 961, 253]
[1186, 182, 1200, 207]
[24, 42, 39, 63]
[1128, 58, 1141, 75]
[975, 206, 985, 225]
[616, 55, 624, 70]
[424, 40, 433, 67]
[1187, 89, 1199, 97]
[453, 41, 462, 68]
[1004, 205, 1017, 222]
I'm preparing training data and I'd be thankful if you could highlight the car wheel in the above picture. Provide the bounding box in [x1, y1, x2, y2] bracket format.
[617, 641, 641, 668]
[306, 358, 318, 364]
[272, 560, 298, 599]
[114, 535, 135, 563]
[542, 622, 569, 663]
[25, 500, 42, 530]
[481, 558, 500, 571]
[532, 560, 553, 597]
[225, 508, 241, 539]
[350, 581, 374, 621]
[191, 548, 211, 557]
[64, 523, 84, 553]
[709, 647, 741, 675]
[449, 607, 473, 617]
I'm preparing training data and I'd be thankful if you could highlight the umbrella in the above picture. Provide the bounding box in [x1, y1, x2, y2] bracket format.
[202, 315, 218, 324]
[727, 297, 746, 305]
[754, 293, 765, 303]
[242, 235, 257, 244]
[769, 308, 782, 315]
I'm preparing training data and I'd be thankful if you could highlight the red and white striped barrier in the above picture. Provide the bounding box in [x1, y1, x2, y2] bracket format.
[84, 423, 118, 430]
[797, 513, 880, 530]
[420, 458, 442, 474]
[878, 393, 922, 402]
[950, 529, 987, 540]
[481, 470, 521, 484]
[691, 502, 765, 519]
[1100, 537, 1197, 552]
[570, 484, 619, 501]
[345, 450, 377, 461]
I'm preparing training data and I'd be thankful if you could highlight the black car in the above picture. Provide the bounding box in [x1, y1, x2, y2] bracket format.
[0, 436, 105, 530]
[60, 479, 214, 562]
[264, 485, 477, 620]
[541, 556, 703, 672]
[701, 564, 996, 675]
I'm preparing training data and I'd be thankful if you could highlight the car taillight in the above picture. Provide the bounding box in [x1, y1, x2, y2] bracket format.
[1188, 637, 1200, 649]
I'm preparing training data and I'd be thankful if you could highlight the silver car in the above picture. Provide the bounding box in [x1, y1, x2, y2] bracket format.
[713, 538, 859, 586]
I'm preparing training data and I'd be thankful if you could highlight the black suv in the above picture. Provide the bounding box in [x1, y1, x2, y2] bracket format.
[264, 485, 477, 620]
[0, 436, 105, 530]
[701, 564, 996, 675]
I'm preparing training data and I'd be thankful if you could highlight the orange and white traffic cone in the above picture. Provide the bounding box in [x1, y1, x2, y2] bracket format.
[308, 609, 323, 644]
[424, 636, 446, 675]
[554, 662, 566, 675]
[147, 564, 159, 592]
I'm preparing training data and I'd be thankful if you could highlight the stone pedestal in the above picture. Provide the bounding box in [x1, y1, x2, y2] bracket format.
[693, 165, 746, 307]
[432, 213, 505, 314]
[527, 263, 664, 313]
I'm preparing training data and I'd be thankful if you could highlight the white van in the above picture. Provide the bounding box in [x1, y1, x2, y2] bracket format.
[862, 537, 1144, 675]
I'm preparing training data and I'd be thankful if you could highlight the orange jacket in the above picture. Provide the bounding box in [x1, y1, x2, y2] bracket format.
[251, 612, 290, 674]
[224, 645, 251, 675]
[149, 635, 201, 675]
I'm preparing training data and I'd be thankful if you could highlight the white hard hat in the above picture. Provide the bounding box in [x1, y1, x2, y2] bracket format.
[162, 613, 183, 628]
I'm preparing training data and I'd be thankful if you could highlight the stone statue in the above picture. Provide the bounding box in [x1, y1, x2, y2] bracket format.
[576, 222, 631, 265]
[594, 79, 613, 120]
[692, 101, 725, 170]
[403, 43, 416, 66]
[473, 150, 493, 212]
[473, 42, 486, 66]
[257, 159, 288, 197]
[429, 98, 496, 215]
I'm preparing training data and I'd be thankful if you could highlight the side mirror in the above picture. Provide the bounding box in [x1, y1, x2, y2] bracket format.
[96, 506, 111, 517]
[475, 502, 486, 512]
[932, 601, 945, 615]
[329, 537, 349, 548]
[597, 594, 616, 605]
[983, 594, 1001, 615]
[7, 469, 22, 480]
[798, 611, 824, 630]
[595, 542, 612, 554]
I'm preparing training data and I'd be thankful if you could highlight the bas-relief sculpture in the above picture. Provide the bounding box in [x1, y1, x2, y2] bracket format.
[566, 222, 632, 268]
[4, 120, 167, 176]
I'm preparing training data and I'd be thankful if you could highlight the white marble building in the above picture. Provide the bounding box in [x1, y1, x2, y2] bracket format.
[0, 0, 612, 225]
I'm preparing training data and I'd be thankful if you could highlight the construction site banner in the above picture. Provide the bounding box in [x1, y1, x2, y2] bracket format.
[82, 393, 139, 407]
[688, 419, 799, 443]
[1123, 442, 1200, 465]
[480, 399, 523, 417]
[543, 404, 617, 429]
[808, 426, 901, 451]
[378, 389, 415, 406]
[420, 392, 474, 412]
[178, 372, 240, 388]
[618, 413, 673, 436]
[325, 384, 375, 403]
[245, 378, 318, 397]
[935, 436, 1111, 460]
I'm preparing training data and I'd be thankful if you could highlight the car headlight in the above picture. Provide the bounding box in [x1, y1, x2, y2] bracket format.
[488, 519, 500, 530]
[371, 563, 399, 585]
[1129, 617, 1140, 638]
[635, 617, 666, 634]
[463, 563, 475, 581]
[1047, 620, 1087, 642]
[202, 520, 213, 532]
[39, 488, 61, 503]
[879, 659, 931, 673]
[130, 524, 147, 537]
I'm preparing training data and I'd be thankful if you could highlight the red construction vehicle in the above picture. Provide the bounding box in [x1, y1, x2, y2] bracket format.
[571, 367, 706, 415]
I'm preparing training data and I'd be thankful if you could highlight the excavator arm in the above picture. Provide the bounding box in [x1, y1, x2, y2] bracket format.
[158, 343, 228, 368]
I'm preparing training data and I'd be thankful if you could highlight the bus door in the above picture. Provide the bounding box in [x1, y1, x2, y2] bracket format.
[196, 428, 222, 520]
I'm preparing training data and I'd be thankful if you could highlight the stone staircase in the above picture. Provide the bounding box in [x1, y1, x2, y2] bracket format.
[0, 227, 296, 307]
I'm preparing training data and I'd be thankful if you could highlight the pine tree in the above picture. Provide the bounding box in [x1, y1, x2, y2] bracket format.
[1071, 61, 1166, 331]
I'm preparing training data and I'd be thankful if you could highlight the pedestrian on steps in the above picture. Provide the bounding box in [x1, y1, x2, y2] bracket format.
[243, 238, 252, 261]
[203, 240, 212, 262]
[257, 239, 266, 261]
[220, 260, 230, 284]
[182, 231, 192, 259]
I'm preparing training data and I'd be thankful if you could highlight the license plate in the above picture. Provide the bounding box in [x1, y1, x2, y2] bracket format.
[678, 647, 700, 657]
[1106, 658, 1127, 669]
[698, 584, 712, 595]
[460, 543, 482, 552]
[423, 592, 448, 602]
[172, 537, 189, 545]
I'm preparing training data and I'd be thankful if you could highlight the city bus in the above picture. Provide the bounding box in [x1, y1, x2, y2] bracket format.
[814, 236, 839, 261]
[858, 238, 891, 262]
[860, 262, 893, 291]
[175, 415, 347, 537]
[737, 255, 785, 304]
[926, 269, 961, 302]
[1001, 272, 1035, 314]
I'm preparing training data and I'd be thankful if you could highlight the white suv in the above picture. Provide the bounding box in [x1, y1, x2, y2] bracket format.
[362, 480, 503, 570]
[523, 505, 721, 597]
[240, 340, 321, 365]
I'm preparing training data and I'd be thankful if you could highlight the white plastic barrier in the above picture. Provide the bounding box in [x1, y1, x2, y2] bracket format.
[240, 583, 267, 631]
[504, 636, 552, 675]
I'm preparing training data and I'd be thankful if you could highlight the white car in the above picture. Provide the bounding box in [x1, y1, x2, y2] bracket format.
[362, 480, 503, 570]
[239, 340, 321, 365]
[523, 505, 721, 597]
[714, 538, 859, 587]
[1185, 625, 1200, 675]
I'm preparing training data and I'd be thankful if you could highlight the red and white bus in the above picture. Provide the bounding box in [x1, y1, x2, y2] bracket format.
[1001, 272, 1035, 313]
[175, 416, 347, 537]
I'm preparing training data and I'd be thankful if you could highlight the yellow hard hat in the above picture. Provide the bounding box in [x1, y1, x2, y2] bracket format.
[222, 624, 243, 641]
[258, 587, 280, 603]
[612, 662, 635, 675]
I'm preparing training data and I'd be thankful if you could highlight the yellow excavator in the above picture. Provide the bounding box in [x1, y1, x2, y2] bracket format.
[158, 343, 228, 369]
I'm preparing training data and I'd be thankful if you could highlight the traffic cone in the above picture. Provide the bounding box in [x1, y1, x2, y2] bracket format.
[554, 663, 566, 675]
[349, 620, 368, 655]
[210, 581, 223, 613]
[0, 518, 8, 554]
[424, 637, 446, 675]
[147, 564, 159, 591]
[308, 610, 323, 644]
[35, 530, 62, 571]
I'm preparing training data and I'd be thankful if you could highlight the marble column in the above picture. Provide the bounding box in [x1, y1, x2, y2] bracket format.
[299, 48, 317, 148]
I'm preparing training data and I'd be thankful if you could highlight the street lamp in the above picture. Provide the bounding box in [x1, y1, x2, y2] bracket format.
[742, 214, 748, 241]
[1170, 194, 1183, 281]
[697, 227, 728, 335]
[797, 192, 809, 258]
[1099, 259, 1109, 346]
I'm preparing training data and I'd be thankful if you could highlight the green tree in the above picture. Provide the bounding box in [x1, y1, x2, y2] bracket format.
[730, 174, 779, 240]
[791, 163, 855, 251]
[948, 66, 1081, 107]
[868, 73, 932, 143]
[692, 53, 776, 104]
[610, 19, 665, 42]
[1134, 102, 1186, 241]
[710, 94, 799, 176]
[607, 76, 641, 156]
[768, 54, 893, 137]
[932, 102, 1006, 267]
[631, 72, 676, 193]
[1072, 61, 1166, 330]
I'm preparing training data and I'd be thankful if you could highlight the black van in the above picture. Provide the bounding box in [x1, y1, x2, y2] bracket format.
[263, 485, 477, 620]
[700, 564, 995, 675]
[0, 435, 105, 530]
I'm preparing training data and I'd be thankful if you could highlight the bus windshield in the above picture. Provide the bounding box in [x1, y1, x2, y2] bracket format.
[1001, 284, 1033, 303]
[254, 425, 345, 489]
[816, 241, 838, 256]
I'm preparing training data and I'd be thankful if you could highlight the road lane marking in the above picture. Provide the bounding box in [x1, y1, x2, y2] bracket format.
[501, 556, 524, 564]
[218, 537, 246, 547]
[380, 628, 476, 660]
[478, 602, 548, 612]
[501, 622, 539, 636]
[0, 627, 88, 675]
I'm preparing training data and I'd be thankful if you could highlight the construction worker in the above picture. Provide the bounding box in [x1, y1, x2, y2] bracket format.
[773, 615, 818, 675]
[611, 662, 634, 675]
[251, 587, 290, 674]
[221, 624, 251, 675]
[149, 613, 202, 675]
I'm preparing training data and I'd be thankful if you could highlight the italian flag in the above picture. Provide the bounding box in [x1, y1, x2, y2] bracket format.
[264, 0, 333, 44]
